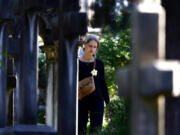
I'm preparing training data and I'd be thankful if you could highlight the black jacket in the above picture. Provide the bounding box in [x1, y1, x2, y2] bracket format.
[79, 59, 110, 104]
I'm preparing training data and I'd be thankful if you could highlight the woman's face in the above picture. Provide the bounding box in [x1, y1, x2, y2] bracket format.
[84, 40, 98, 56]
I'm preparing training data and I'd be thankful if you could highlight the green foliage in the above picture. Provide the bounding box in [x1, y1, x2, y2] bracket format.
[101, 0, 132, 33]
[97, 28, 131, 95]
[95, 28, 131, 135]
[92, 96, 129, 135]
[95, 6, 132, 134]
[0, 60, 4, 68]
[38, 51, 47, 89]
[104, 96, 129, 135]
[0, 48, 7, 69]
[38, 51, 46, 124]
[90, 0, 116, 27]
[37, 108, 46, 124]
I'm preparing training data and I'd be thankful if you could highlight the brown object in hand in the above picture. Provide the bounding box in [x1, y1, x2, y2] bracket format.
[78, 76, 95, 100]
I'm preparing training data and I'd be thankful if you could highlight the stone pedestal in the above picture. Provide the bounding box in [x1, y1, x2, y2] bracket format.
[0, 125, 57, 135]
[46, 63, 58, 130]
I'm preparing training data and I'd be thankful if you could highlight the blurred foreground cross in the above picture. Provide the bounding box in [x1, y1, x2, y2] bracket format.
[116, 1, 180, 135]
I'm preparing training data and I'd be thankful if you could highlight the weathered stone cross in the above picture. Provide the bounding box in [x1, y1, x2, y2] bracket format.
[116, 1, 180, 135]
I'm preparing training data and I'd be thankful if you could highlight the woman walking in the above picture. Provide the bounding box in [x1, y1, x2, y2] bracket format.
[78, 34, 110, 135]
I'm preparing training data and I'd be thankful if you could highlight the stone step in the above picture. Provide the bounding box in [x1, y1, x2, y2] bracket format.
[0, 125, 57, 135]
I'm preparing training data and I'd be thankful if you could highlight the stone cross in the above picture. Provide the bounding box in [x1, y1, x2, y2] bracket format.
[162, 0, 180, 135]
[116, 1, 180, 135]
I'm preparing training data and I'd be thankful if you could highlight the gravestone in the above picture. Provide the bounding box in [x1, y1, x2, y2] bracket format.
[116, 1, 180, 135]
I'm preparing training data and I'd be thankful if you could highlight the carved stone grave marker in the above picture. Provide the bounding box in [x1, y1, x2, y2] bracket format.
[116, 1, 180, 135]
